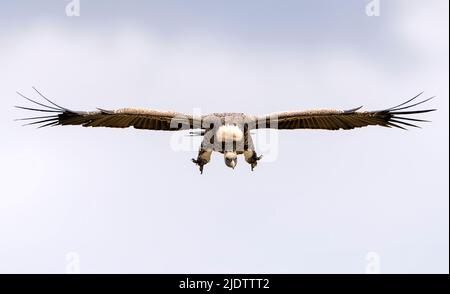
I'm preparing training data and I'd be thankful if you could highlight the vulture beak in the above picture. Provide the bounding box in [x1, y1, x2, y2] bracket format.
[232, 159, 238, 169]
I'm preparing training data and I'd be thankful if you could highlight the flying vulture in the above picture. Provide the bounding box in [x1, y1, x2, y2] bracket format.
[16, 88, 435, 173]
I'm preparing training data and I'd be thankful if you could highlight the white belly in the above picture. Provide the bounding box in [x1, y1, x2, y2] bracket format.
[216, 125, 244, 142]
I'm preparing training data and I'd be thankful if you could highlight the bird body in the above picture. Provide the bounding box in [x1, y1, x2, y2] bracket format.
[16, 88, 435, 174]
[216, 124, 244, 143]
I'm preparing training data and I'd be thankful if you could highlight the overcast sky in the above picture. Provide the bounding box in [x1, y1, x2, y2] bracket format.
[0, 0, 448, 273]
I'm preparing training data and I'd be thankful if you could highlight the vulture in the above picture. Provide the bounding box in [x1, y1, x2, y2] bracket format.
[16, 88, 435, 174]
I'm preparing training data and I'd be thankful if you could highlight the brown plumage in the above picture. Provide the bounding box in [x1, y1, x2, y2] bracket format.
[254, 93, 435, 131]
[15, 88, 436, 173]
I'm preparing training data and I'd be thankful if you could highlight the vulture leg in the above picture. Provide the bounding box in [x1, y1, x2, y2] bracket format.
[245, 152, 263, 171]
[192, 138, 212, 174]
[243, 132, 262, 171]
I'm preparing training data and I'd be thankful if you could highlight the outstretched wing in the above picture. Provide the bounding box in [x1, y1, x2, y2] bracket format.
[16, 88, 198, 131]
[253, 93, 436, 130]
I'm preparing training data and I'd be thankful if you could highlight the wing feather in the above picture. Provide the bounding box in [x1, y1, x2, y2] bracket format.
[16, 90, 436, 132]
[254, 93, 436, 131]
[16, 90, 198, 131]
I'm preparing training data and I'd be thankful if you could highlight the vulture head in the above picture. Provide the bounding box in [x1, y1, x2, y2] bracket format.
[224, 151, 238, 169]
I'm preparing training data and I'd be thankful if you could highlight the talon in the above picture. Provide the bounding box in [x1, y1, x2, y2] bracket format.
[249, 153, 262, 171]
[192, 158, 205, 174]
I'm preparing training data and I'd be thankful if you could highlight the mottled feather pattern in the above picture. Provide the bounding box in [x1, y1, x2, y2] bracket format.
[255, 93, 435, 130]
[16, 89, 435, 132]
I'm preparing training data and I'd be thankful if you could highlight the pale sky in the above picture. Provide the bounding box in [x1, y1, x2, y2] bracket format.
[0, 0, 448, 273]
